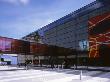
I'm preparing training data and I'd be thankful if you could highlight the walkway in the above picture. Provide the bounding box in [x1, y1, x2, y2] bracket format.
[0, 66, 110, 82]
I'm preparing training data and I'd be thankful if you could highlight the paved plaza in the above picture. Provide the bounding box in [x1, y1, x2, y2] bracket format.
[0, 66, 110, 82]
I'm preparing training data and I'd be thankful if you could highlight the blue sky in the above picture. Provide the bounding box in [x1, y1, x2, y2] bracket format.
[0, 0, 95, 39]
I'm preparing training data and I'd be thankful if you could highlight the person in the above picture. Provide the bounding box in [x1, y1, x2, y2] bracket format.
[64, 59, 69, 69]
[49, 56, 55, 69]
[25, 61, 28, 70]
[18, 63, 20, 67]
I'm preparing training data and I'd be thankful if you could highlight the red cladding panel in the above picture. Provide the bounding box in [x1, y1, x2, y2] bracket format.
[88, 12, 110, 58]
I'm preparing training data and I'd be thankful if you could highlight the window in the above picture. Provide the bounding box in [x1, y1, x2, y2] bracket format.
[79, 40, 89, 50]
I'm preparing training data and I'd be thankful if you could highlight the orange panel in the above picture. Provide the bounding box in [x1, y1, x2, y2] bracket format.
[88, 12, 110, 58]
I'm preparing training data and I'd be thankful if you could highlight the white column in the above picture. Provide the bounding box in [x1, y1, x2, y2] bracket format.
[32, 55, 34, 65]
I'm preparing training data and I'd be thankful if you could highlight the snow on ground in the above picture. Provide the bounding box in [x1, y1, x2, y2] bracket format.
[0, 66, 110, 82]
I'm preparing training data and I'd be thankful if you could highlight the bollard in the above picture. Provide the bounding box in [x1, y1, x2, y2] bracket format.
[57, 65, 60, 71]
[80, 70, 82, 80]
[62, 65, 63, 69]
[74, 64, 76, 70]
[25, 66, 27, 70]
[25, 65, 28, 70]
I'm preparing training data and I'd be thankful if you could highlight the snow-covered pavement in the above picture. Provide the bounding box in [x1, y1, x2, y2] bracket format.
[0, 66, 110, 82]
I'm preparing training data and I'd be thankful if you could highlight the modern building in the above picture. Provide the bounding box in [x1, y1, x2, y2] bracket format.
[22, 0, 110, 66]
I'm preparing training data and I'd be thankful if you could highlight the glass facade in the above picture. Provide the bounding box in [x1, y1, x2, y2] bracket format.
[0, 36, 30, 54]
[35, 0, 110, 52]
